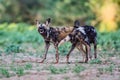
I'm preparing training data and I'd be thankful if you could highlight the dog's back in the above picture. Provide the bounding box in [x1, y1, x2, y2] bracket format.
[58, 27, 73, 41]
[76, 25, 97, 45]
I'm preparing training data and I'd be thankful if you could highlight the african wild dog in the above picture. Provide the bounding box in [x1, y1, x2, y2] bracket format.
[36, 18, 74, 63]
[59, 20, 97, 63]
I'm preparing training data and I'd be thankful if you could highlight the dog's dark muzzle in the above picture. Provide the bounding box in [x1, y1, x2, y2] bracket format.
[38, 27, 46, 33]
[39, 29, 44, 33]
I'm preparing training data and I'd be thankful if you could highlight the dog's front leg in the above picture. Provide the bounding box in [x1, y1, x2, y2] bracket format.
[54, 43, 59, 64]
[40, 41, 50, 63]
[66, 43, 76, 64]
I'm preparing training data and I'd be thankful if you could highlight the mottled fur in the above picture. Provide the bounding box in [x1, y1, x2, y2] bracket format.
[59, 20, 97, 63]
[36, 18, 73, 63]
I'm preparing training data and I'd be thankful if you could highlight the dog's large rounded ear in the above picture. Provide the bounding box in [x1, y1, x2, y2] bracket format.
[36, 20, 40, 28]
[74, 20, 80, 28]
[45, 18, 51, 26]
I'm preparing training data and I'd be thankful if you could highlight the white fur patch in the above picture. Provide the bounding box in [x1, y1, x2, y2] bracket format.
[42, 24, 46, 27]
[58, 36, 70, 46]
[64, 36, 70, 42]
[38, 24, 41, 27]
[93, 29, 96, 33]
[77, 27, 86, 35]
[37, 23, 40, 28]
[85, 37, 88, 42]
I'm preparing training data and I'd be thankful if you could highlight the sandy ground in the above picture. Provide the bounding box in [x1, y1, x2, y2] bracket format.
[0, 48, 120, 80]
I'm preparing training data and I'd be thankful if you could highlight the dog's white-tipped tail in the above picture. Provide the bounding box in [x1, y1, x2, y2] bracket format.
[59, 36, 70, 46]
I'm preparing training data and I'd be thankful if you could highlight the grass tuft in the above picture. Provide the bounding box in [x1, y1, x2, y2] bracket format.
[73, 64, 85, 73]
[0, 68, 10, 78]
[89, 58, 102, 64]
[4, 44, 23, 54]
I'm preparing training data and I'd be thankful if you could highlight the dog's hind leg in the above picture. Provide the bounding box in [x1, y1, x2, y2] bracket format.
[89, 45, 92, 60]
[94, 40, 97, 59]
[77, 44, 86, 62]
[81, 42, 90, 63]
[77, 39, 89, 63]
[84, 45, 89, 63]
[66, 43, 76, 64]
[40, 41, 50, 63]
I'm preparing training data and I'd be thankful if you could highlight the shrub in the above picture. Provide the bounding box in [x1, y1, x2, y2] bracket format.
[5, 44, 23, 54]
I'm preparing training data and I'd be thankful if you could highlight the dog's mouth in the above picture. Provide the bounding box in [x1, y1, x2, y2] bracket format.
[39, 29, 44, 33]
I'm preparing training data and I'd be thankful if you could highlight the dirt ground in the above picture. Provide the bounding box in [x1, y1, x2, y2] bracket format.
[0, 48, 120, 80]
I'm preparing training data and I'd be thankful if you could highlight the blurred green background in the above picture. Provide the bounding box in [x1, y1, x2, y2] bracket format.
[0, 0, 120, 54]
[0, 0, 120, 32]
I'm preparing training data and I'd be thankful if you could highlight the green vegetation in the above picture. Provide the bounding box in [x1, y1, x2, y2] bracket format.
[0, 1, 120, 78]
[15, 67, 24, 76]
[0, 64, 33, 78]
[0, 68, 10, 78]
[0, 50, 2, 56]
[5, 44, 22, 54]
[98, 31, 120, 51]
[89, 58, 102, 64]
[98, 64, 115, 74]
[49, 65, 67, 74]
[0, 0, 120, 32]
[59, 42, 71, 56]
[0, 23, 120, 56]
[0, 23, 43, 46]
[72, 64, 85, 73]
[24, 63, 33, 70]
[49, 65, 59, 74]
[11, 66, 25, 77]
